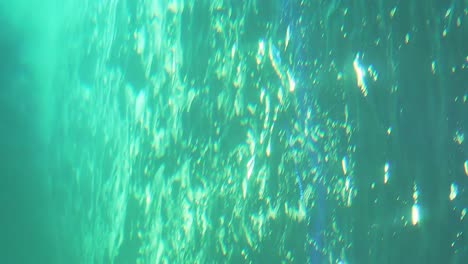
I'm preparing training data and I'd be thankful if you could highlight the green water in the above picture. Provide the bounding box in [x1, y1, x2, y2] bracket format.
[1, 0, 467, 263]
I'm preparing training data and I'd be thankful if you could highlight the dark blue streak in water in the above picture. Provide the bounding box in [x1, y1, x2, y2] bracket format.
[279, 0, 326, 262]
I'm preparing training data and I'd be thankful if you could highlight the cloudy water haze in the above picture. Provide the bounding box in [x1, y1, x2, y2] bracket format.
[0, 0, 467, 263]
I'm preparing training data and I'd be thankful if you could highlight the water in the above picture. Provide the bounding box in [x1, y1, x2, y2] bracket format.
[1, 0, 468, 263]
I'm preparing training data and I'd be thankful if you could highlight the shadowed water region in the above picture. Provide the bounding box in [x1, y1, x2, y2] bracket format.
[1, 0, 468, 263]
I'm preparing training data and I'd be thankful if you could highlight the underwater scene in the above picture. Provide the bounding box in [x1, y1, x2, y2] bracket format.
[0, 0, 467, 263]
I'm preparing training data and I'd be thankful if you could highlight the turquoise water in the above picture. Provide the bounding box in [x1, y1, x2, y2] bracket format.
[1, 0, 467, 263]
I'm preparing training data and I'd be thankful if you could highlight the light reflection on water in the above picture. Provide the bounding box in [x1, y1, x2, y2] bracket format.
[52, 0, 468, 263]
